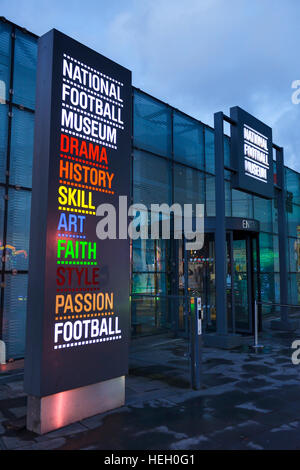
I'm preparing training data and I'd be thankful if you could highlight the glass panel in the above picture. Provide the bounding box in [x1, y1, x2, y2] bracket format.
[289, 237, 300, 273]
[173, 111, 204, 169]
[272, 197, 278, 234]
[174, 164, 204, 208]
[286, 167, 300, 205]
[131, 236, 171, 336]
[6, 189, 31, 270]
[133, 239, 166, 273]
[131, 295, 168, 336]
[132, 272, 155, 294]
[133, 90, 171, 157]
[2, 273, 28, 359]
[260, 273, 276, 316]
[225, 180, 232, 217]
[288, 204, 300, 238]
[0, 103, 8, 182]
[259, 233, 279, 272]
[232, 189, 253, 218]
[0, 21, 11, 102]
[10, 108, 35, 187]
[13, 30, 37, 109]
[205, 174, 215, 216]
[288, 273, 300, 305]
[254, 196, 272, 232]
[132, 272, 167, 295]
[204, 128, 229, 174]
[204, 127, 214, 174]
[131, 272, 168, 335]
[133, 150, 171, 207]
[224, 135, 231, 168]
[224, 169, 232, 180]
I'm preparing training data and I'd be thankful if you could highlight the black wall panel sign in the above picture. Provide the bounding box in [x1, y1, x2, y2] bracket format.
[230, 106, 274, 199]
[24, 29, 132, 397]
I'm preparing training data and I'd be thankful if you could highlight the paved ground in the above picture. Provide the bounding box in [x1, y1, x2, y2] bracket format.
[1, 325, 300, 450]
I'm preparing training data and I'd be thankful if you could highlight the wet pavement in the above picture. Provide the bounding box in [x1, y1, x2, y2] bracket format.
[1, 325, 300, 450]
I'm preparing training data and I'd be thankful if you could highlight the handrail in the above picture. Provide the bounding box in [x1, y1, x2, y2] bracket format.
[256, 301, 300, 308]
[131, 293, 194, 300]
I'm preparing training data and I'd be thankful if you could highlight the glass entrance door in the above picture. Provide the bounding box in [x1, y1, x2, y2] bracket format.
[176, 230, 260, 336]
[232, 237, 251, 331]
[231, 232, 259, 333]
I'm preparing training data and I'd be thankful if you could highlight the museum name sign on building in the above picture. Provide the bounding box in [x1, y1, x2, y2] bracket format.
[230, 106, 274, 199]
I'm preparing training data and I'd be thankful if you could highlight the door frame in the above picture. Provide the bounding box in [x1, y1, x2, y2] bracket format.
[177, 226, 261, 336]
[230, 230, 260, 334]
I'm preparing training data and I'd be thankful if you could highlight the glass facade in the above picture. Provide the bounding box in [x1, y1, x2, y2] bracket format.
[0, 20, 37, 359]
[286, 167, 300, 304]
[0, 18, 299, 356]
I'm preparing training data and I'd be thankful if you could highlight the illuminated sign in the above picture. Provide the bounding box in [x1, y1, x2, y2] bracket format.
[24, 29, 131, 396]
[230, 106, 273, 199]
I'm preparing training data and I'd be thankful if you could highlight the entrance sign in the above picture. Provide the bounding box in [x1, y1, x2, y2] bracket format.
[230, 106, 273, 199]
[25, 29, 131, 398]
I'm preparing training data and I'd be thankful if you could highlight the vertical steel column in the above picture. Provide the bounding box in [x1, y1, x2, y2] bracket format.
[276, 146, 289, 323]
[246, 235, 253, 332]
[214, 112, 227, 335]
[172, 240, 179, 336]
[229, 230, 235, 334]
[256, 234, 262, 330]
[183, 237, 189, 335]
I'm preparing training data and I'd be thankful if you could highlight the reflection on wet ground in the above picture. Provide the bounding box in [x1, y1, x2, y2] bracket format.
[1, 326, 300, 449]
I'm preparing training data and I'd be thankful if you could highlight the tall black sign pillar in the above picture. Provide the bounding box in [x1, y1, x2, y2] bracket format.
[24, 29, 132, 434]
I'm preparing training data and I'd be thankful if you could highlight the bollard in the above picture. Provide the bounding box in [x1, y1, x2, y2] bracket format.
[190, 297, 203, 389]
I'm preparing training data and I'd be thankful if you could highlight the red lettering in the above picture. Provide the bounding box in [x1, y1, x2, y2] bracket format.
[99, 147, 108, 164]
[56, 267, 66, 286]
[79, 140, 88, 159]
[56, 267, 99, 287]
[89, 143, 100, 161]
[60, 134, 69, 153]
[60, 134, 106, 163]
[70, 137, 79, 156]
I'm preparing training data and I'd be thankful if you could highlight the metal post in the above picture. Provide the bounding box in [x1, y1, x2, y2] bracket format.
[276, 146, 288, 323]
[214, 112, 227, 335]
[250, 300, 264, 350]
[229, 230, 236, 334]
[190, 297, 203, 390]
[183, 237, 189, 336]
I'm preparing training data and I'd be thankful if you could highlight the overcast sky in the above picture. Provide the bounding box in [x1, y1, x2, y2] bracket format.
[2, 0, 300, 171]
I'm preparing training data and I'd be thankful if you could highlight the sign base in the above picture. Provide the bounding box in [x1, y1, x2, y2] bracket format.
[26, 376, 125, 434]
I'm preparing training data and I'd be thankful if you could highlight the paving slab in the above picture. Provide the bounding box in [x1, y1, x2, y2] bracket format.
[0, 325, 300, 449]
